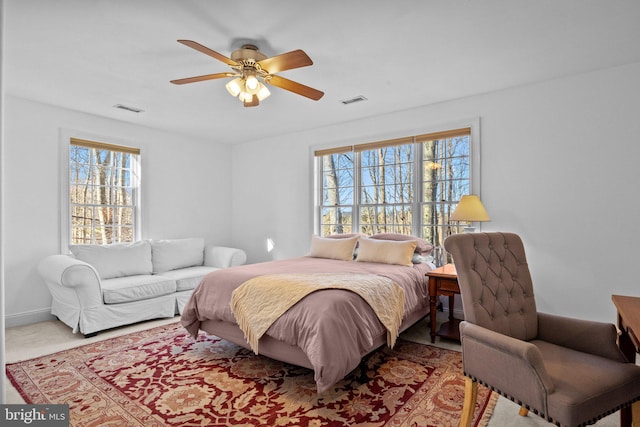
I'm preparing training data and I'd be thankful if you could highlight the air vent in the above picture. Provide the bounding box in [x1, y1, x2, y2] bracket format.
[114, 104, 144, 113]
[340, 95, 368, 105]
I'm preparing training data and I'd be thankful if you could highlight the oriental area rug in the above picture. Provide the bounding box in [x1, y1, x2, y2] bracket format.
[7, 322, 496, 426]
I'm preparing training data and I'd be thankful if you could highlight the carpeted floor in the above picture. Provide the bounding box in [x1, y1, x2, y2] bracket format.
[7, 321, 495, 426]
[6, 316, 625, 426]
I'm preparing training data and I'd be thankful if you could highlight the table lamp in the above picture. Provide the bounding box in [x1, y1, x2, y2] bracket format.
[450, 195, 490, 232]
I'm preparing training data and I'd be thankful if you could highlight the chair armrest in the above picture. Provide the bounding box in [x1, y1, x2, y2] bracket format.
[37, 255, 103, 307]
[460, 321, 554, 413]
[204, 246, 247, 268]
[537, 312, 627, 362]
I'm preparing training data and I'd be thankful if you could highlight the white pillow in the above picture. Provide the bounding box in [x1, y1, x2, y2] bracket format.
[69, 241, 153, 280]
[307, 235, 359, 261]
[151, 238, 205, 273]
[356, 238, 417, 267]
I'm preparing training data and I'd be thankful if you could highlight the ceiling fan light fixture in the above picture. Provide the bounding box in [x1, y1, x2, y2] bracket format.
[238, 91, 254, 103]
[256, 83, 271, 101]
[245, 75, 260, 93]
[225, 78, 243, 97]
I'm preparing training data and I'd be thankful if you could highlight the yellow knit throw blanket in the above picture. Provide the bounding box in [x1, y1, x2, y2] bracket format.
[230, 273, 405, 354]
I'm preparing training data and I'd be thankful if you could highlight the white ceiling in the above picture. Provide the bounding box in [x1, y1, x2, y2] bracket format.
[5, 0, 640, 145]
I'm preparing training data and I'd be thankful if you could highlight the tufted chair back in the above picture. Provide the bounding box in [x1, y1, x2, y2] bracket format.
[444, 232, 538, 341]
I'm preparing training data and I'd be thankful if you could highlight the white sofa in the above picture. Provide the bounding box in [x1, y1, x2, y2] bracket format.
[37, 238, 247, 336]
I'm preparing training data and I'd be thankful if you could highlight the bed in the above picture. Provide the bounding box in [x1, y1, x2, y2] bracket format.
[180, 234, 435, 394]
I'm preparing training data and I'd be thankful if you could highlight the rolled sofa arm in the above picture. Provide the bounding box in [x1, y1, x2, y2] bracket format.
[37, 255, 104, 308]
[204, 246, 247, 268]
[460, 321, 554, 414]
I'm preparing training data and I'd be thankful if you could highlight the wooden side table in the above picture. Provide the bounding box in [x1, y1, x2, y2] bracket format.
[612, 294, 640, 363]
[427, 264, 461, 343]
[612, 294, 640, 426]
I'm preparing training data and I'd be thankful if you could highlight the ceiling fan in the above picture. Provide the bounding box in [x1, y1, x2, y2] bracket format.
[170, 40, 324, 107]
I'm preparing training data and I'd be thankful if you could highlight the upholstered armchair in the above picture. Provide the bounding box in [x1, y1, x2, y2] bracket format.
[444, 232, 640, 427]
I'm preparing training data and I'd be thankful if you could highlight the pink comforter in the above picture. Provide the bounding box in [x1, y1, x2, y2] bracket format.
[181, 256, 432, 393]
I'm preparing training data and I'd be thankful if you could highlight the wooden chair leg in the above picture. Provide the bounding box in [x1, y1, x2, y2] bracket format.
[620, 405, 631, 427]
[459, 377, 478, 427]
[518, 407, 529, 417]
[620, 400, 640, 427]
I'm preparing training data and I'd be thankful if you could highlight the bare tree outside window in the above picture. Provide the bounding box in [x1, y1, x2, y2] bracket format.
[360, 144, 413, 235]
[69, 139, 140, 245]
[320, 151, 353, 235]
[316, 129, 471, 266]
[422, 136, 470, 264]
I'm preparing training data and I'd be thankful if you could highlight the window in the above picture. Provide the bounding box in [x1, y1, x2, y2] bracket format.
[315, 127, 475, 265]
[420, 130, 472, 258]
[67, 137, 141, 245]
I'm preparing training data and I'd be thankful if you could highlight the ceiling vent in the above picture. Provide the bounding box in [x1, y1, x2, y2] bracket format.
[114, 104, 144, 113]
[340, 95, 368, 105]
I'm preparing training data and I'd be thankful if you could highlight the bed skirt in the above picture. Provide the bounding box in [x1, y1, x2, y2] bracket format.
[198, 304, 430, 375]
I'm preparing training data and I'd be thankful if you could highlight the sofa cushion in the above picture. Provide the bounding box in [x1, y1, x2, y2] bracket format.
[101, 275, 177, 304]
[151, 238, 205, 273]
[159, 266, 219, 291]
[69, 241, 153, 280]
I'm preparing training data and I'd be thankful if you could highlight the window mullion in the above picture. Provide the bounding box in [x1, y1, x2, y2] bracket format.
[413, 140, 423, 238]
[353, 150, 361, 234]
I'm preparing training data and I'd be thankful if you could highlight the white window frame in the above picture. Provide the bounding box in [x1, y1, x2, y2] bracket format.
[312, 118, 480, 261]
[60, 130, 142, 253]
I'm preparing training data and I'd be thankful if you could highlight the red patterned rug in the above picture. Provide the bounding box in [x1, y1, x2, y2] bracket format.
[7, 322, 496, 426]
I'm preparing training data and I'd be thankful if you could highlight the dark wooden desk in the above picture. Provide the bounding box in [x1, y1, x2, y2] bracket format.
[427, 264, 460, 343]
[612, 294, 640, 426]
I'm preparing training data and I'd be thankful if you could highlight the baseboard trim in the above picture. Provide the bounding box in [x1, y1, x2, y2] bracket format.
[453, 308, 464, 318]
[5, 309, 55, 328]
[443, 307, 465, 319]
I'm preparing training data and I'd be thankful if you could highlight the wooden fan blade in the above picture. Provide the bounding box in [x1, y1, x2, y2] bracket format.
[257, 50, 313, 74]
[268, 75, 324, 101]
[177, 40, 238, 66]
[243, 95, 259, 107]
[170, 72, 235, 85]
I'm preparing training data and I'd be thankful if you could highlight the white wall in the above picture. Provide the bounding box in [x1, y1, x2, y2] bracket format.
[231, 61, 640, 323]
[0, 0, 6, 402]
[3, 95, 233, 326]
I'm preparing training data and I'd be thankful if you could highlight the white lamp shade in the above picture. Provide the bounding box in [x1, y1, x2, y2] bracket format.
[225, 78, 243, 97]
[238, 91, 253, 102]
[450, 195, 490, 222]
[256, 83, 271, 101]
[245, 75, 260, 93]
